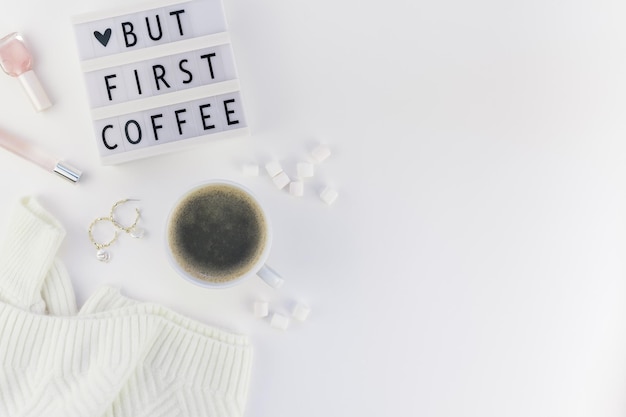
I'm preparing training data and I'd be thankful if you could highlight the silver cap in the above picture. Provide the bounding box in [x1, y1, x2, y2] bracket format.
[54, 161, 82, 183]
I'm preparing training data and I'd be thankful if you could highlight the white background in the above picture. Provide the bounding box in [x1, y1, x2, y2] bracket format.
[1, 0, 626, 416]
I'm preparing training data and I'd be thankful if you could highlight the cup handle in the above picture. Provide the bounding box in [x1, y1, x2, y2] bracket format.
[257, 264, 284, 289]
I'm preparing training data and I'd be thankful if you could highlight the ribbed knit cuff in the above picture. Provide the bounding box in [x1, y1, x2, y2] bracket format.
[41, 258, 77, 316]
[0, 197, 66, 311]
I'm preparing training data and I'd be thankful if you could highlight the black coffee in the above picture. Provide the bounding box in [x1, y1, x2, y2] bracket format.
[167, 183, 267, 283]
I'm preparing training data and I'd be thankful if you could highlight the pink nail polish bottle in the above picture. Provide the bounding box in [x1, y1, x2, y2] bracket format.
[0, 32, 51, 111]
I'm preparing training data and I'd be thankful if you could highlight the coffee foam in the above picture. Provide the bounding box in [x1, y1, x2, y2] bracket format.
[167, 184, 267, 283]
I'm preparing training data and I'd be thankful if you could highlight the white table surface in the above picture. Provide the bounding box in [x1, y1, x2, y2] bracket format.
[1, 0, 626, 416]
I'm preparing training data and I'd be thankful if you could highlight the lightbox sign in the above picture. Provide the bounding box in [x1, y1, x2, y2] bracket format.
[72, 0, 248, 164]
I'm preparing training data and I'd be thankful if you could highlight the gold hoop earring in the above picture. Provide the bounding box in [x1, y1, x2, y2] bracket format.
[88, 217, 118, 262]
[110, 199, 145, 238]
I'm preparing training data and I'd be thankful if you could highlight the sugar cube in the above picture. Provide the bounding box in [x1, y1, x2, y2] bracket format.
[292, 302, 311, 321]
[311, 145, 331, 163]
[272, 171, 290, 189]
[253, 301, 269, 318]
[289, 181, 304, 197]
[270, 313, 290, 330]
[320, 187, 338, 205]
[265, 161, 283, 178]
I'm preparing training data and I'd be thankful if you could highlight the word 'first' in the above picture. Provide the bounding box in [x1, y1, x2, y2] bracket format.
[102, 53, 218, 102]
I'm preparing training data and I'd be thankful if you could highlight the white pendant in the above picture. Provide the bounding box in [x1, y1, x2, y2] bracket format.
[129, 227, 145, 239]
[96, 249, 110, 262]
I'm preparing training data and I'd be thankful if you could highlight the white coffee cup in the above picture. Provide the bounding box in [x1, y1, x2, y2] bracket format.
[165, 179, 283, 289]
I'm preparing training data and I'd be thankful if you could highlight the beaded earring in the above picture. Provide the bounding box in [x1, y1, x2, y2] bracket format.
[88, 199, 146, 262]
[109, 199, 145, 238]
[88, 216, 118, 262]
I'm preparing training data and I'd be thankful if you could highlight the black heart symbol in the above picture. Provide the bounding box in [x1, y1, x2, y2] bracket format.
[94, 28, 112, 47]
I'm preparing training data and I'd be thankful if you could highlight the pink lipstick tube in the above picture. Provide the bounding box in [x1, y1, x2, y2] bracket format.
[0, 32, 51, 111]
[0, 126, 82, 183]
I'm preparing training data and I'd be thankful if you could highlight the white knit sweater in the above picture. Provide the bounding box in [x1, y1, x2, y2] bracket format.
[0, 197, 253, 417]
